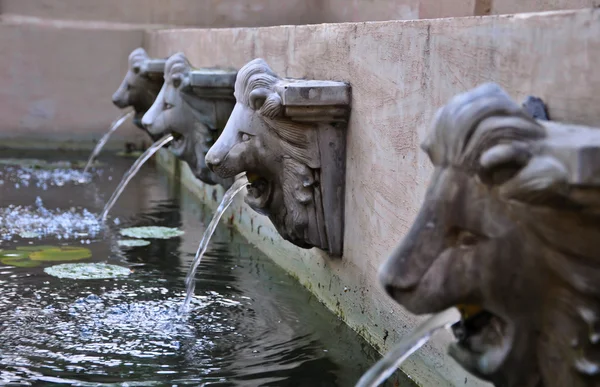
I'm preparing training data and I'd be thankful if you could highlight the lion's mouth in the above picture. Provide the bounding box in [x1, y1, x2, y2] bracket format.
[168, 131, 185, 156]
[132, 112, 144, 129]
[245, 173, 272, 212]
[449, 305, 513, 378]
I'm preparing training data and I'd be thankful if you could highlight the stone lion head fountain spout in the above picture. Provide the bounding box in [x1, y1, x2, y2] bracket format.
[205, 59, 351, 256]
[112, 48, 166, 139]
[379, 82, 600, 387]
[141, 52, 236, 187]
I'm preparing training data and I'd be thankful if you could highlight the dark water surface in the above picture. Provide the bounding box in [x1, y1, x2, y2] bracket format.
[0, 149, 412, 387]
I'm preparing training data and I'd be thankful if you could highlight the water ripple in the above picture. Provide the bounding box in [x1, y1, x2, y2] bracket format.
[0, 196, 101, 240]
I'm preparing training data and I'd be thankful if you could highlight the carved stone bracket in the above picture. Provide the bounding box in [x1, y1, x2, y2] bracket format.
[112, 48, 166, 134]
[205, 58, 351, 257]
[379, 82, 600, 387]
[275, 80, 351, 123]
[141, 52, 236, 187]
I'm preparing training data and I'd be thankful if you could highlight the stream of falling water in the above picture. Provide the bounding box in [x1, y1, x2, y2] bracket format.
[355, 307, 461, 387]
[99, 134, 173, 221]
[83, 111, 134, 174]
[181, 177, 250, 313]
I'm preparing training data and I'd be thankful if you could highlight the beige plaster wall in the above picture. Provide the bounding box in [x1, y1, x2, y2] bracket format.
[147, 8, 600, 386]
[0, 16, 148, 149]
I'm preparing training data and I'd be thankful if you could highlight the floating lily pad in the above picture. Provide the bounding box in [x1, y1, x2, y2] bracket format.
[119, 226, 184, 239]
[30, 246, 92, 261]
[1, 250, 31, 260]
[16, 245, 58, 252]
[117, 239, 151, 247]
[44, 263, 131, 279]
[0, 245, 92, 267]
[2, 257, 42, 268]
[0, 250, 41, 267]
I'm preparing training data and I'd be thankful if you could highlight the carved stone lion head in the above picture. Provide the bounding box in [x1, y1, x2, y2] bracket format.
[205, 59, 325, 249]
[379, 83, 600, 387]
[142, 52, 227, 186]
[112, 48, 164, 134]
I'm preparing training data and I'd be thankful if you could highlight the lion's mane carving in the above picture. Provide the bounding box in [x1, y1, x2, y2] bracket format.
[380, 83, 600, 387]
[206, 58, 327, 250]
[112, 48, 164, 135]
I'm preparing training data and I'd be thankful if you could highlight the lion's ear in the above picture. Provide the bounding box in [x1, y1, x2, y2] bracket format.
[249, 88, 270, 111]
[479, 143, 568, 203]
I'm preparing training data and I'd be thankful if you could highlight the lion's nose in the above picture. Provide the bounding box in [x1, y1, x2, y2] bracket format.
[111, 93, 126, 108]
[205, 153, 221, 171]
[141, 115, 153, 130]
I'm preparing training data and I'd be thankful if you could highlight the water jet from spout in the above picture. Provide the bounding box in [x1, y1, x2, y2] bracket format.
[355, 307, 461, 387]
[99, 134, 173, 221]
[181, 177, 250, 313]
[84, 111, 134, 174]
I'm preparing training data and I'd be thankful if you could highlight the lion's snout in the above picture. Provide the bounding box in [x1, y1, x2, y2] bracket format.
[112, 91, 128, 109]
[205, 145, 241, 179]
[205, 151, 222, 171]
[141, 113, 154, 132]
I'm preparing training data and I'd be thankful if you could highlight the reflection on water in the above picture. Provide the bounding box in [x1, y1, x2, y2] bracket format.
[0, 149, 413, 386]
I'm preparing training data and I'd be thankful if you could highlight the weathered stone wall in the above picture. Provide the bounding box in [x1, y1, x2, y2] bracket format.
[147, 8, 600, 386]
[2, 0, 597, 27]
[0, 0, 328, 28]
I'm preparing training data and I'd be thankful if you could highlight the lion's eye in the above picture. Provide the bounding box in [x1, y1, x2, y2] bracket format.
[126, 84, 132, 91]
[446, 227, 481, 248]
[241, 133, 251, 142]
[163, 102, 174, 110]
[456, 230, 479, 247]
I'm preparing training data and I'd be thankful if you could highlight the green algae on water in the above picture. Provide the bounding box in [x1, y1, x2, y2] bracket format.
[119, 226, 184, 239]
[44, 262, 131, 279]
[117, 239, 151, 247]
